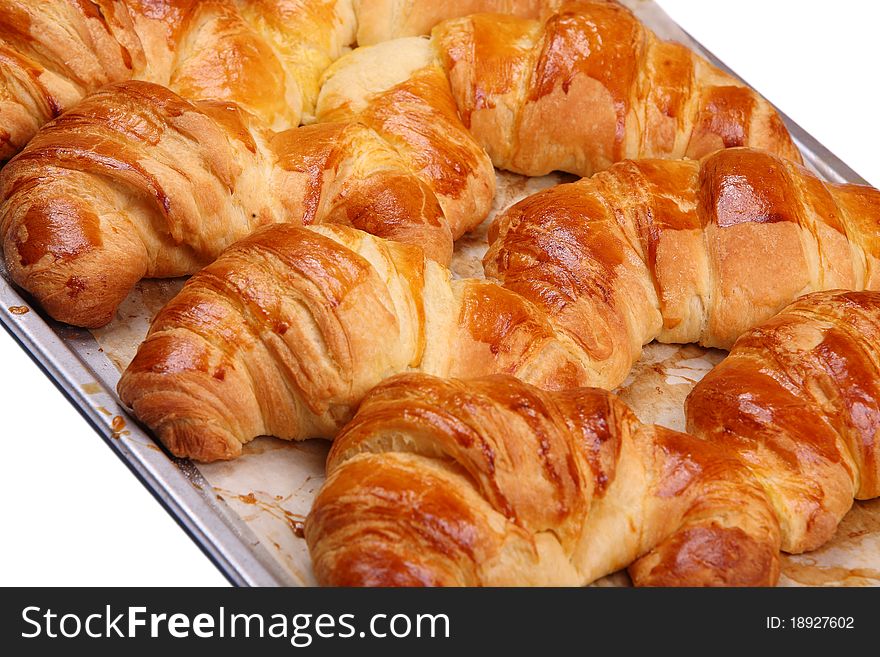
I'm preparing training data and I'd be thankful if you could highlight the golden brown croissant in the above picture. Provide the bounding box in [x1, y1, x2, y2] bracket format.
[485, 147, 880, 388]
[118, 148, 880, 460]
[117, 223, 591, 461]
[0, 0, 359, 159]
[685, 290, 880, 557]
[1, 36, 494, 327]
[305, 372, 781, 586]
[433, 0, 802, 176]
[307, 291, 880, 586]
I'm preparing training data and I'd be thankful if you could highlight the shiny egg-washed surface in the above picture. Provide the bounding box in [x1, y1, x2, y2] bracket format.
[87, 170, 880, 586]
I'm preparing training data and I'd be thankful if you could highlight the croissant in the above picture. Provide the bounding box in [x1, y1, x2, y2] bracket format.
[118, 148, 880, 460]
[1, 37, 494, 327]
[305, 372, 781, 586]
[433, 0, 802, 176]
[117, 223, 591, 461]
[485, 147, 880, 387]
[685, 290, 880, 556]
[0, 0, 360, 160]
[307, 291, 880, 586]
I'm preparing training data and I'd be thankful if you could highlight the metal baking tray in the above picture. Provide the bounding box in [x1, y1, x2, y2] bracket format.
[0, 0, 871, 587]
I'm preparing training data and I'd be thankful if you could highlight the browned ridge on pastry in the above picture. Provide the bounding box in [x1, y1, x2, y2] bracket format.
[433, 0, 801, 176]
[117, 148, 880, 461]
[306, 291, 880, 586]
[0, 37, 495, 327]
[305, 372, 781, 586]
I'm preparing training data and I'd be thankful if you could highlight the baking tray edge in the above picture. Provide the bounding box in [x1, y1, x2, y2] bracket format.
[0, 278, 295, 587]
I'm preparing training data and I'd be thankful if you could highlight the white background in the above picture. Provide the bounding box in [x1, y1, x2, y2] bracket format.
[1, 0, 878, 587]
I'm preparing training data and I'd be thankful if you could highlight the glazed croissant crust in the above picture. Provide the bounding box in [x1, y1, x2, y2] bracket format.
[306, 291, 880, 586]
[118, 148, 880, 460]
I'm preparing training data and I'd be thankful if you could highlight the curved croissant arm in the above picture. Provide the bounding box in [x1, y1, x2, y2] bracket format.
[686, 290, 880, 556]
[305, 373, 780, 586]
[0, 0, 359, 160]
[1, 37, 494, 327]
[484, 147, 880, 389]
[432, 0, 802, 177]
[117, 223, 595, 461]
